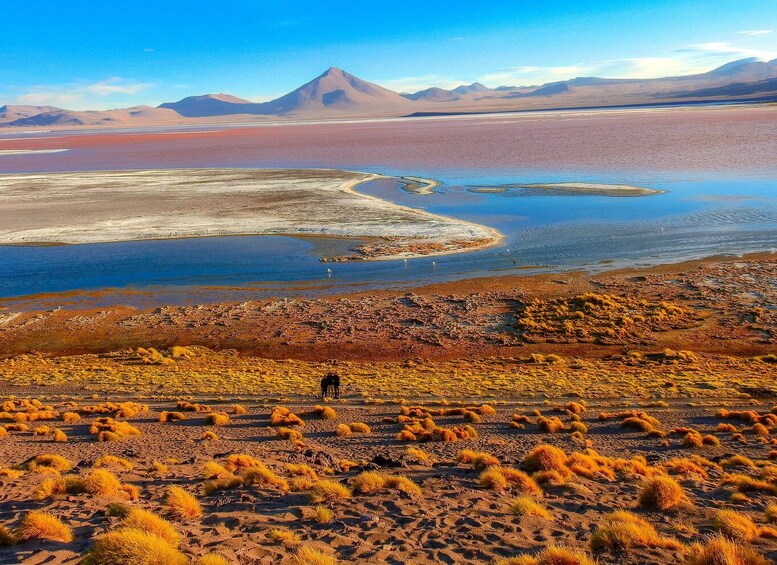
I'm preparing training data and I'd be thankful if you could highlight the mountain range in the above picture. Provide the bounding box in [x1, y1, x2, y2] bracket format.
[3, 58, 777, 128]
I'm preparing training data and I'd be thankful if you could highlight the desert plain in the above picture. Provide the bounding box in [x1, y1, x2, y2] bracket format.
[0, 104, 776, 565]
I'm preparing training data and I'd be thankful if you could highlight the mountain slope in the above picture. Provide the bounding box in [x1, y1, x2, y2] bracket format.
[159, 94, 253, 117]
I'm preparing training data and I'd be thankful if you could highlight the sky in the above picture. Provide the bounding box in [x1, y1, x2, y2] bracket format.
[1, 0, 776, 110]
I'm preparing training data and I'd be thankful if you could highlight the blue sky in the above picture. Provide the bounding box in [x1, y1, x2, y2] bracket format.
[1, 0, 775, 109]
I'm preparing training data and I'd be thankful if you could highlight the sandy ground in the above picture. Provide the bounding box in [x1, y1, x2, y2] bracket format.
[0, 169, 499, 258]
[1, 396, 777, 564]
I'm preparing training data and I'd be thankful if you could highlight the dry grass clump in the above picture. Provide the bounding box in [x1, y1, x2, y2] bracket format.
[123, 508, 181, 546]
[278, 427, 304, 441]
[62, 411, 80, 423]
[684, 534, 770, 565]
[90, 417, 141, 441]
[199, 554, 232, 565]
[510, 496, 551, 519]
[201, 430, 219, 440]
[204, 412, 230, 426]
[637, 476, 686, 510]
[34, 475, 87, 500]
[352, 471, 422, 496]
[82, 528, 188, 565]
[52, 428, 68, 442]
[293, 545, 338, 565]
[241, 464, 290, 491]
[496, 546, 596, 565]
[590, 510, 683, 552]
[0, 524, 14, 546]
[269, 527, 301, 546]
[287, 463, 318, 480]
[311, 405, 338, 420]
[720, 473, 777, 494]
[95, 455, 134, 470]
[232, 404, 248, 415]
[159, 411, 187, 422]
[27, 453, 73, 473]
[84, 468, 137, 499]
[177, 400, 212, 412]
[480, 467, 542, 495]
[308, 479, 351, 503]
[334, 423, 352, 437]
[765, 504, 777, 523]
[166, 486, 203, 520]
[661, 457, 710, 478]
[270, 406, 304, 426]
[405, 447, 434, 466]
[347, 422, 371, 434]
[712, 509, 777, 541]
[14, 511, 73, 543]
[522, 444, 570, 475]
[721, 455, 757, 469]
[314, 505, 334, 523]
[537, 416, 567, 433]
[82, 401, 149, 419]
[457, 449, 500, 469]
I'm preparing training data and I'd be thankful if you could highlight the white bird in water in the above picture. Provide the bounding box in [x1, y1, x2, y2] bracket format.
[432, 261, 437, 268]
[327, 268, 332, 277]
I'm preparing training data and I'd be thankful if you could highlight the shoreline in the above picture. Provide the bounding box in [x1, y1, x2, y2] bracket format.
[0, 168, 502, 261]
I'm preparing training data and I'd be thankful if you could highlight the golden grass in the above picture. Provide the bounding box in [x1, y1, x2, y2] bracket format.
[33, 475, 86, 500]
[199, 554, 232, 565]
[293, 545, 338, 565]
[510, 496, 551, 519]
[0, 524, 14, 546]
[82, 528, 189, 565]
[84, 468, 124, 498]
[308, 479, 351, 503]
[27, 453, 73, 473]
[522, 444, 570, 475]
[684, 534, 770, 565]
[287, 463, 318, 480]
[94, 455, 134, 469]
[712, 509, 763, 541]
[14, 511, 73, 543]
[590, 510, 683, 551]
[312, 405, 338, 420]
[497, 546, 596, 565]
[314, 506, 334, 523]
[269, 527, 301, 546]
[204, 412, 230, 425]
[637, 476, 686, 510]
[166, 485, 203, 520]
[123, 508, 181, 546]
[241, 465, 289, 491]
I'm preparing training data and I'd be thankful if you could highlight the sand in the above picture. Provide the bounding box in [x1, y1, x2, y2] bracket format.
[0, 168, 500, 259]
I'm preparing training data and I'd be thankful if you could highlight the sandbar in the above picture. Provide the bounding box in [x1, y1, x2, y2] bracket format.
[0, 168, 501, 260]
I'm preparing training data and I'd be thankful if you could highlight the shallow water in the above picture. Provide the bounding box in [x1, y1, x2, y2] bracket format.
[1, 166, 775, 309]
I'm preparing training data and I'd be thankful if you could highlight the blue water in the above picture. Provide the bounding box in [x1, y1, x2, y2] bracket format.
[1, 170, 776, 309]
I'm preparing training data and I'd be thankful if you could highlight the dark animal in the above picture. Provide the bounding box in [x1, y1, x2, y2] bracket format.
[320, 372, 341, 399]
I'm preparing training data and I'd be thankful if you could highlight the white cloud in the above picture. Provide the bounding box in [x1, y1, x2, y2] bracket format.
[475, 40, 777, 87]
[739, 29, 773, 36]
[11, 78, 153, 110]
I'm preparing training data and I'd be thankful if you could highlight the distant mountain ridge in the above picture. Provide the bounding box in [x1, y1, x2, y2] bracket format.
[3, 58, 777, 127]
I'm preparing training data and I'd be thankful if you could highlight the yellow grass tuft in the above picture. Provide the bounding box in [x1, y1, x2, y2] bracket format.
[84, 468, 125, 498]
[82, 528, 189, 565]
[123, 508, 181, 546]
[241, 465, 289, 491]
[335, 424, 352, 437]
[166, 485, 203, 520]
[204, 412, 230, 425]
[314, 505, 334, 523]
[684, 534, 770, 565]
[27, 453, 73, 473]
[405, 447, 434, 466]
[293, 545, 338, 565]
[312, 405, 337, 420]
[0, 524, 14, 546]
[287, 463, 318, 480]
[269, 527, 301, 546]
[15, 511, 73, 543]
[95, 455, 134, 470]
[496, 546, 595, 565]
[159, 411, 187, 422]
[308, 479, 351, 503]
[510, 496, 551, 519]
[201, 431, 220, 441]
[199, 554, 232, 565]
[62, 411, 81, 423]
[590, 510, 683, 551]
[713, 509, 761, 541]
[348, 422, 371, 434]
[637, 476, 686, 510]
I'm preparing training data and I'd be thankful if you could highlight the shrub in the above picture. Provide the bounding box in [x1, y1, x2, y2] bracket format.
[496, 546, 595, 565]
[721, 455, 756, 469]
[286, 463, 318, 480]
[590, 510, 682, 551]
[84, 468, 124, 498]
[510, 496, 551, 519]
[166, 486, 202, 520]
[95, 455, 134, 470]
[523, 444, 569, 474]
[82, 528, 188, 565]
[293, 545, 338, 565]
[199, 554, 232, 565]
[334, 424, 352, 437]
[232, 404, 248, 415]
[201, 431, 219, 441]
[537, 416, 566, 433]
[684, 534, 769, 565]
[159, 411, 187, 422]
[33, 476, 86, 499]
[721, 473, 777, 494]
[269, 528, 301, 546]
[14, 511, 73, 543]
[278, 427, 304, 441]
[312, 405, 337, 420]
[314, 506, 334, 523]
[308, 479, 351, 503]
[123, 508, 181, 546]
[348, 422, 371, 434]
[713, 510, 760, 541]
[270, 406, 304, 426]
[637, 476, 686, 510]
[405, 447, 433, 466]
[241, 465, 289, 491]
[224, 454, 263, 472]
[204, 413, 230, 426]
[62, 411, 81, 423]
[27, 454, 73, 473]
